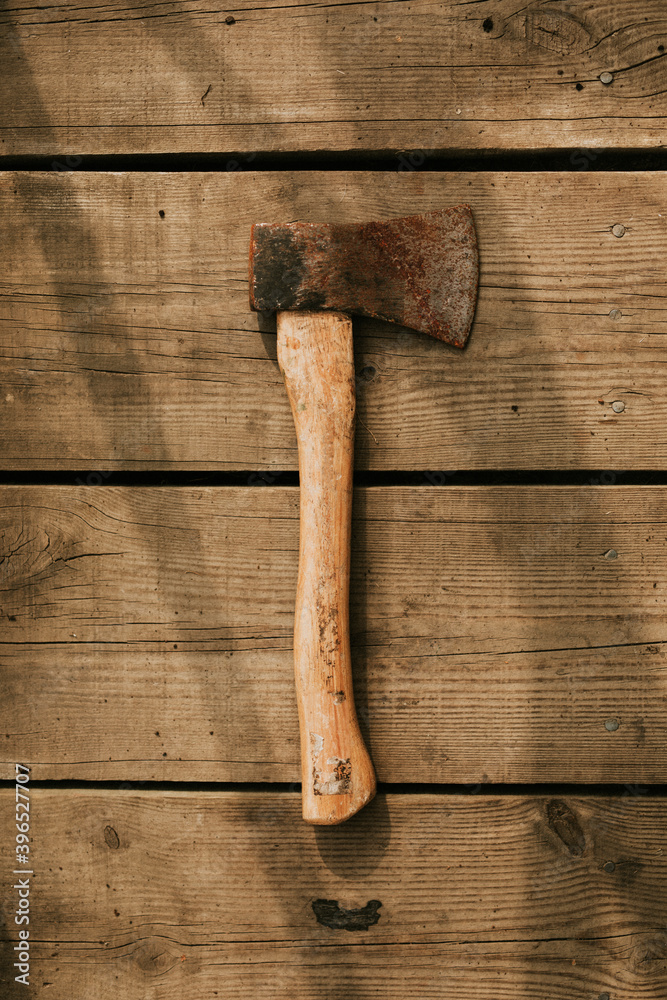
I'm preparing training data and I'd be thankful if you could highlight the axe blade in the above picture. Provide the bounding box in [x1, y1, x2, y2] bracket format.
[249, 205, 478, 348]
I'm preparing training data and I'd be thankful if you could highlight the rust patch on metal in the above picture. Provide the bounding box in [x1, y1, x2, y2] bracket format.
[249, 206, 478, 348]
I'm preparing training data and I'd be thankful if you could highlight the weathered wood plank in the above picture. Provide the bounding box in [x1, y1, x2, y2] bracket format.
[3, 485, 667, 782]
[1, 790, 665, 998]
[1, 1, 665, 155]
[1, 170, 666, 470]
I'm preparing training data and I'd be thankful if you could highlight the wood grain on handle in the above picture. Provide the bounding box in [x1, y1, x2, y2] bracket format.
[277, 310, 376, 824]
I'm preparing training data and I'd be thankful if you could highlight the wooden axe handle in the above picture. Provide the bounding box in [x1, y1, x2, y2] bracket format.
[277, 310, 376, 824]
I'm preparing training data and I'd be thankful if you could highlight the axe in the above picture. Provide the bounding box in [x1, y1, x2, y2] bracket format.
[249, 206, 478, 824]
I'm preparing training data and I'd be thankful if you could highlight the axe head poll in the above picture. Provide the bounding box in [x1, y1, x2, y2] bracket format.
[249, 205, 478, 347]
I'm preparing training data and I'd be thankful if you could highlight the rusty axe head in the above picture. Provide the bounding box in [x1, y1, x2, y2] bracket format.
[249, 205, 478, 347]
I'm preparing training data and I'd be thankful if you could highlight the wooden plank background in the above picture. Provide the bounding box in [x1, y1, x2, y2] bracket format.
[1, 1, 666, 156]
[2, 485, 666, 783]
[2, 1, 666, 996]
[1, 789, 665, 999]
[2, 170, 666, 470]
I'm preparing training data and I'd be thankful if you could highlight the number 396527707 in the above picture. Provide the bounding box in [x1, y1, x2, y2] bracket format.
[15, 764, 30, 866]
